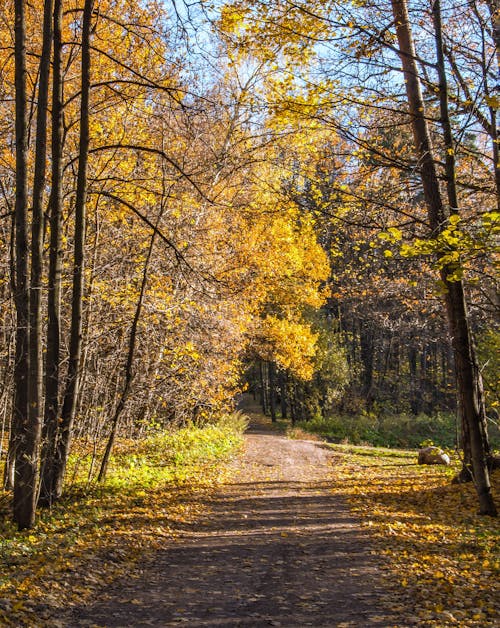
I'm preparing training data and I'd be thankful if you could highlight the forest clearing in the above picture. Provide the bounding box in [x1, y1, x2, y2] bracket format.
[0, 0, 499, 624]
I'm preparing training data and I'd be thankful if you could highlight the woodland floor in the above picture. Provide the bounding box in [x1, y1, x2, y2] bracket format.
[65, 416, 407, 627]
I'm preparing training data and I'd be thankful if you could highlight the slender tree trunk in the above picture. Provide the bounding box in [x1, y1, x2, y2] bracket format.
[12, 0, 36, 530]
[430, 342, 439, 407]
[289, 379, 297, 425]
[487, 0, 500, 69]
[279, 370, 287, 419]
[489, 108, 500, 210]
[409, 346, 419, 415]
[251, 363, 257, 400]
[98, 217, 159, 483]
[479, 0, 500, 206]
[360, 321, 374, 407]
[259, 360, 268, 415]
[420, 348, 430, 414]
[39, 0, 64, 506]
[391, 0, 496, 515]
[269, 361, 277, 422]
[51, 0, 94, 501]
[5, 208, 18, 491]
[28, 0, 54, 508]
[296, 382, 304, 422]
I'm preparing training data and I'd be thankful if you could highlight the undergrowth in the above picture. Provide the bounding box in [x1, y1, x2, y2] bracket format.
[291, 411, 497, 449]
[0, 413, 246, 627]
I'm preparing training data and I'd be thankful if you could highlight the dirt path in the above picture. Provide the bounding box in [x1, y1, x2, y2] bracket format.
[68, 424, 404, 627]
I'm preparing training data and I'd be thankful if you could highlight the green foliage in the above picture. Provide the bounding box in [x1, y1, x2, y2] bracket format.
[293, 411, 468, 449]
[312, 316, 351, 405]
[400, 212, 499, 282]
[282, 312, 351, 422]
[212, 410, 250, 434]
[70, 414, 247, 491]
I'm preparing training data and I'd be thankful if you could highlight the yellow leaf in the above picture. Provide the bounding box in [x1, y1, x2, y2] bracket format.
[485, 95, 499, 108]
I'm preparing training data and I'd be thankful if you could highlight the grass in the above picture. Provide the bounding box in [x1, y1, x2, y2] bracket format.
[290, 411, 500, 449]
[0, 413, 246, 627]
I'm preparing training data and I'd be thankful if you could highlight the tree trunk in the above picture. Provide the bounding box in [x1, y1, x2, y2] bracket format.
[289, 379, 297, 425]
[408, 346, 419, 415]
[391, 0, 496, 515]
[486, 0, 500, 167]
[433, 0, 492, 473]
[39, 0, 64, 507]
[52, 0, 94, 501]
[4, 218, 17, 492]
[27, 0, 54, 508]
[12, 0, 36, 530]
[269, 361, 277, 422]
[360, 321, 374, 407]
[487, 0, 500, 69]
[279, 370, 288, 419]
[420, 347, 431, 414]
[259, 361, 268, 415]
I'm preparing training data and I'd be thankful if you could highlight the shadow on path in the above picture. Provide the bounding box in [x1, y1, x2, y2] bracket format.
[70, 426, 405, 627]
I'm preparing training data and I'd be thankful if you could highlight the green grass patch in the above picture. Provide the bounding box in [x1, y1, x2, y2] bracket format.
[291, 411, 467, 449]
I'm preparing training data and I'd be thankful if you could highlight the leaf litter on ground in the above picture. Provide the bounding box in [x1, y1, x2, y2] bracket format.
[324, 442, 499, 627]
[0, 421, 244, 627]
[1, 412, 498, 628]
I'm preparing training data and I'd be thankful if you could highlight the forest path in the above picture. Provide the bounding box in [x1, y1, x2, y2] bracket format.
[69, 418, 404, 627]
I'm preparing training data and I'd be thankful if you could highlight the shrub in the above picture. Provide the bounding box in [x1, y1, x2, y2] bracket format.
[294, 411, 474, 449]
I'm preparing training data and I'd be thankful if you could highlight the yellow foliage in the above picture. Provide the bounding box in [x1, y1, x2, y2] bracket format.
[258, 316, 318, 380]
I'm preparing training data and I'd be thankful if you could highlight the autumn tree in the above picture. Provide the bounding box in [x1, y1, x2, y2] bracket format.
[390, 0, 495, 514]
[213, 0, 498, 513]
[12, 0, 34, 529]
